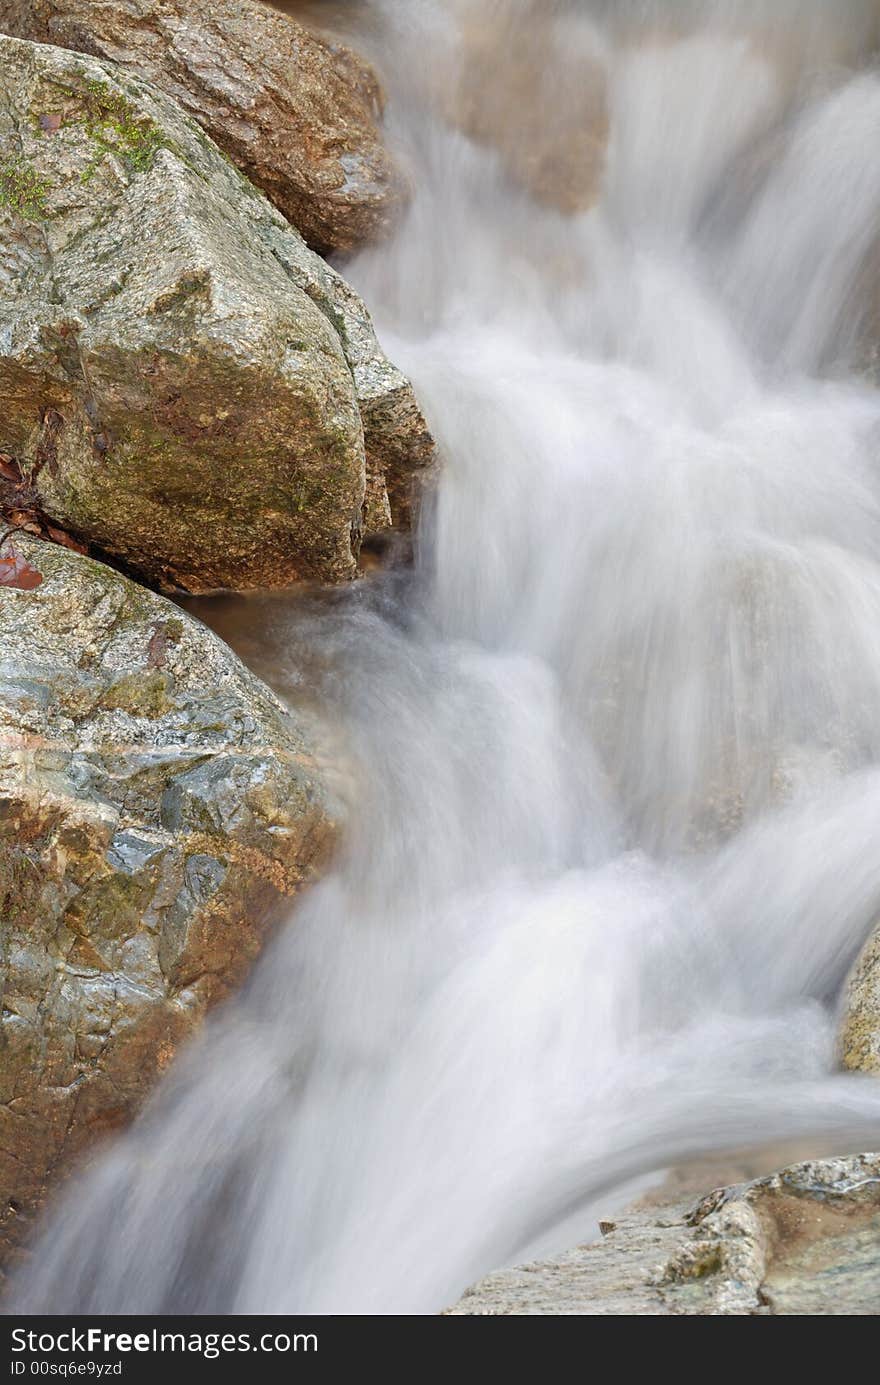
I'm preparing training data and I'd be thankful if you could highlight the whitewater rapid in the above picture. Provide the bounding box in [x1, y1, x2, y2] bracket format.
[11, 0, 880, 1314]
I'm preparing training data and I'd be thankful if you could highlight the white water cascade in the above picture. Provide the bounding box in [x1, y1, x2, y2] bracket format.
[11, 0, 880, 1314]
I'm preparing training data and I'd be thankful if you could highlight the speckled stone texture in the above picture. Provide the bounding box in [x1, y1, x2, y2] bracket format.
[0, 536, 336, 1267]
[0, 0, 407, 256]
[448, 1154, 880, 1315]
[0, 36, 433, 591]
[840, 923, 880, 1074]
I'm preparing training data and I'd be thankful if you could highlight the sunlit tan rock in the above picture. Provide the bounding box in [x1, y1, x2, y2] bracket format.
[0, 536, 336, 1265]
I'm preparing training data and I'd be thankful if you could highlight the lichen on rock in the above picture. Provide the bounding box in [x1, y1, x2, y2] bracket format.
[0, 0, 408, 257]
[0, 35, 433, 593]
[0, 156, 50, 218]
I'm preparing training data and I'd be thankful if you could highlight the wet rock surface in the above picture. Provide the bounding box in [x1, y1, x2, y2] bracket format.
[0, 537, 336, 1266]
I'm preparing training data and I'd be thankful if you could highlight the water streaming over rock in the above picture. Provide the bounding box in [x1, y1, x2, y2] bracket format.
[11, 0, 880, 1314]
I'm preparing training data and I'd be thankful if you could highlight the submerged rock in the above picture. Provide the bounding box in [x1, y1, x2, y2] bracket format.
[0, 537, 336, 1264]
[0, 0, 407, 257]
[448, 1154, 880, 1314]
[452, 4, 608, 215]
[0, 36, 433, 592]
[840, 924, 880, 1075]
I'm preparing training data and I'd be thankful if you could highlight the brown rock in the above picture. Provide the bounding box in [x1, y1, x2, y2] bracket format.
[0, 0, 407, 256]
[0, 536, 336, 1266]
[453, 3, 608, 215]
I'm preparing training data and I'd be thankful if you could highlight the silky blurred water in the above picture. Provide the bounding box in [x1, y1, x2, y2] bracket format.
[11, 0, 880, 1314]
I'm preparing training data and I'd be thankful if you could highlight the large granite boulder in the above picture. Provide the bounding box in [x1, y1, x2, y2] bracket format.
[0, 36, 433, 592]
[0, 536, 336, 1264]
[0, 0, 407, 257]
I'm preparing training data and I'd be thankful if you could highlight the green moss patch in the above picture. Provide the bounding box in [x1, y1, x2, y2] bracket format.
[80, 79, 167, 183]
[99, 670, 175, 719]
[0, 159, 50, 220]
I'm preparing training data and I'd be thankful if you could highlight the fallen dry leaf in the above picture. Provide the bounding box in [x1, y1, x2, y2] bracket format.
[147, 624, 170, 670]
[0, 549, 44, 590]
[44, 524, 88, 554]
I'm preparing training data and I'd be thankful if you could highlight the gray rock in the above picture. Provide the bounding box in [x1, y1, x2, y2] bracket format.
[840, 923, 880, 1075]
[448, 1154, 880, 1315]
[0, 0, 408, 258]
[0, 35, 433, 592]
[0, 535, 337, 1267]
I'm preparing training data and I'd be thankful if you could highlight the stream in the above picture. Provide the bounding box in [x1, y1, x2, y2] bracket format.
[12, 0, 880, 1314]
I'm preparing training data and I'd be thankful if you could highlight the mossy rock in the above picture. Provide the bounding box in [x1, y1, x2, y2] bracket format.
[0, 35, 433, 592]
[0, 0, 408, 257]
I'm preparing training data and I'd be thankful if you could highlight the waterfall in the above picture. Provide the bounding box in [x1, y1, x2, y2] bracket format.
[11, 0, 880, 1315]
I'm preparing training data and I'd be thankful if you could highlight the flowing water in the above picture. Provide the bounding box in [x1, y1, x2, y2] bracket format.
[12, 0, 880, 1314]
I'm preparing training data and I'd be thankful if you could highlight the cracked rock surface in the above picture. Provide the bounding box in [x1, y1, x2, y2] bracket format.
[0, 536, 336, 1267]
[448, 1154, 880, 1315]
[0, 35, 433, 592]
[0, 0, 407, 257]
